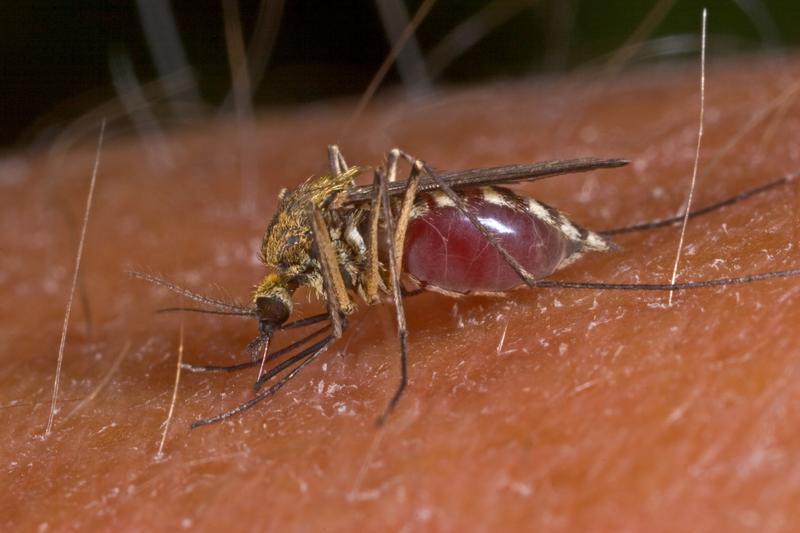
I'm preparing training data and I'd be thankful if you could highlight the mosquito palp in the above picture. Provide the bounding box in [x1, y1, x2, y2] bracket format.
[156, 307, 255, 318]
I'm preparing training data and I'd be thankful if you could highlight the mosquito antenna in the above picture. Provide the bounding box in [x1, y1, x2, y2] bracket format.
[128, 271, 252, 314]
[668, 8, 707, 305]
[532, 268, 800, 291]
[600, 171, 800, 236]
[191, 334, 337, 429]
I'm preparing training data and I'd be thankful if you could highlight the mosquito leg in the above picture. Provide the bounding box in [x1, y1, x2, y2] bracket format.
[253, 317, 343, 390]
[389, 150, 422, 272]
[402, 287, 425, 298]
[181, 324, 330, 373]
[531, 268, 800, 291]
[602, 171, 800, 236]
[191, 334, 337, 429]
[182, 359, 260, 374]
[385, 148, 401, 182]
[328, 144, 349, 175]
[387, 148, 421, 167]
[280, 312, 331, 330]
[363, 149, 420, 303]
[374, 167, 411, 425]
[182, 314, 331, 374]
[364, 167, 385, 304]
[419, 162, 540, 287]
[307, 204, 353, 338]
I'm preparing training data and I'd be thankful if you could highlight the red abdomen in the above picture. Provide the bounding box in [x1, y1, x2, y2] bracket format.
[403, 188, 572, 294]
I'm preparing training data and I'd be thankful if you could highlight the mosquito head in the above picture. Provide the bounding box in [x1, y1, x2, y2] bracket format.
[253, 273, 297, 332]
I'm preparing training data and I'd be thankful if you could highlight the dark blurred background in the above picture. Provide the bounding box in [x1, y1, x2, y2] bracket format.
[2, 0, 798, 148]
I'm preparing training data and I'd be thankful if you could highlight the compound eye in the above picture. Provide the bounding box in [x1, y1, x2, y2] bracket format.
[286, 235, 301, 247]
[255, 296, 290, 326]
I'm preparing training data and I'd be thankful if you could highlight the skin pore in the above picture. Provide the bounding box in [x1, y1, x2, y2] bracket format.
[3, 56, 800, 530]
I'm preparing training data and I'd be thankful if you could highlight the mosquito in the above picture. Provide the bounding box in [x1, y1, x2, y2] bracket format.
[133, 145, 800, 428]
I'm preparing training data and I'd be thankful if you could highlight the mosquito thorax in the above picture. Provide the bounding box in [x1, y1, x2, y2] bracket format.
[260, 168, 362, 293]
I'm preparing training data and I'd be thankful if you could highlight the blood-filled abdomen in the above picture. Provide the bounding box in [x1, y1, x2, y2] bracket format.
[403, 188, 572, 294]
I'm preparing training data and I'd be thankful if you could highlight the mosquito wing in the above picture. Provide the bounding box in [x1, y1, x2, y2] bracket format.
[340, 157, 629, 205]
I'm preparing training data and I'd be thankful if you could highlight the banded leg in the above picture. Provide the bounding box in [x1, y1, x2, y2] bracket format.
[374, 166, 411, 425]
[307, 204, 354, 338]
[386, 149, 422, 273]
[364, 167, 385, 304]
[363, 147, 419, 297]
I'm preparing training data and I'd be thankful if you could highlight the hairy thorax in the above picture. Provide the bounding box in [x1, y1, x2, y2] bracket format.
[259, 167, 367, 302]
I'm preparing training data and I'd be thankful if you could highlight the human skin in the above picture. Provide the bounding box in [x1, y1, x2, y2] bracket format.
[3, 56, 800, 531]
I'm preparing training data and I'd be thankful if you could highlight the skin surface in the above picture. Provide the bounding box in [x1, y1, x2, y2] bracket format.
[3, 56, 800, 531]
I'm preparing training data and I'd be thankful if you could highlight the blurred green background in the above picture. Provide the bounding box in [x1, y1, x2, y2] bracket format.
[2, 0, 798, 148]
